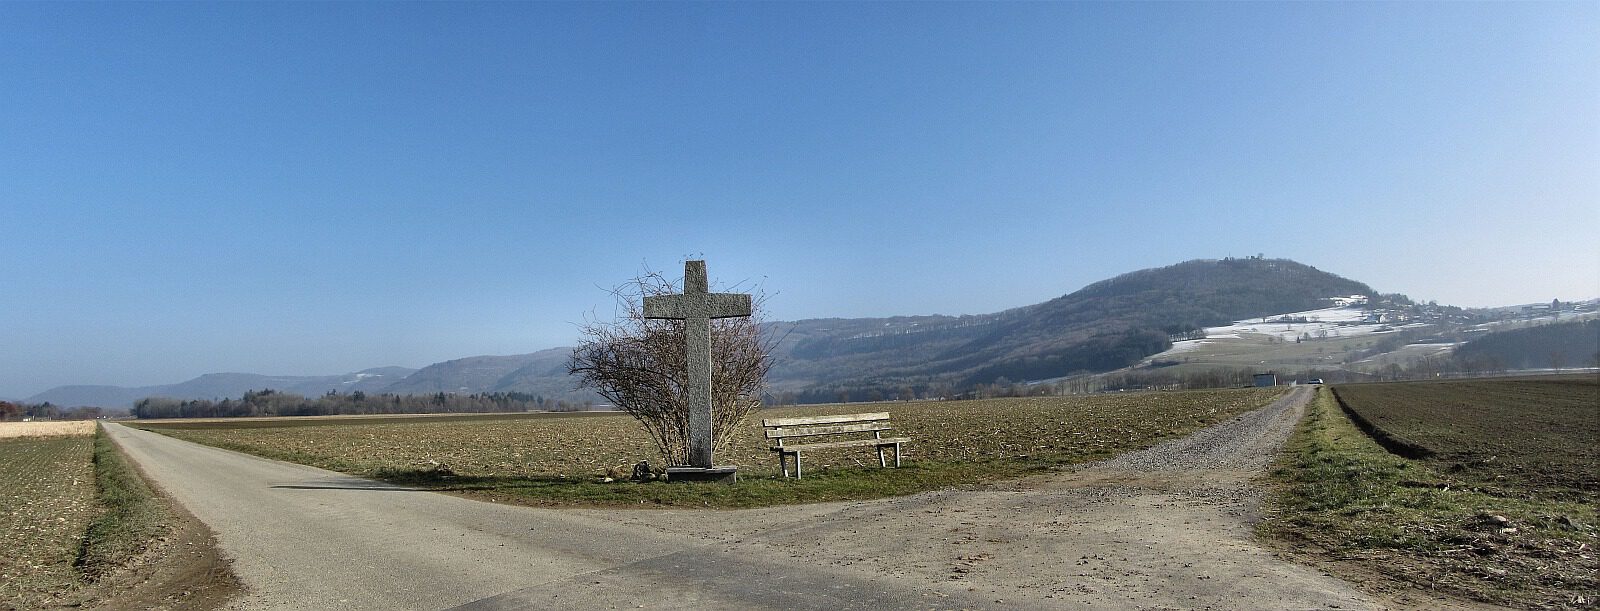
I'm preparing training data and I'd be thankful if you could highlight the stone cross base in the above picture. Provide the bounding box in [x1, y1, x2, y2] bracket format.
[665, 466, 738, 484]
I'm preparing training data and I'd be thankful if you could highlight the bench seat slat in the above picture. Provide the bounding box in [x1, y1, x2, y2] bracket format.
[771, 436, 910, 452]
[764, 412, 909, 478]
[761, 412, 890, 427]
[765, 422, 894, 439]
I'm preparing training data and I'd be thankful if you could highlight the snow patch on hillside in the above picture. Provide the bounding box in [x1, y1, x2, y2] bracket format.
[1205, 305, 1379, 341]
[1148, 300, 1433, 363]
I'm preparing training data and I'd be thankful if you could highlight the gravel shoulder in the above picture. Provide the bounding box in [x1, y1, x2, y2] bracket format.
[107, 387, 1458, 610]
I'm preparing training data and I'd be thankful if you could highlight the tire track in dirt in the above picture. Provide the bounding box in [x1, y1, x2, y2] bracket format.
[110, 388, 1459, 609]
[604, 387, 1409, 609]
[104, 424, 999, 610]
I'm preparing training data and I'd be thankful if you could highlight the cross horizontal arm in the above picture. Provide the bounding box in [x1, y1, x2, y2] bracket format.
[642, 295, 684, 320]
[703, 293, 752, 319]
[643, 293, 752, 320]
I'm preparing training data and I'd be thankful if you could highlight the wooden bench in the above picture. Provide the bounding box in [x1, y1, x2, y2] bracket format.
[762, 412, 910, 479]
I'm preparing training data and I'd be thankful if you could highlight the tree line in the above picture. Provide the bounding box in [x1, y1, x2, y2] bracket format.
[131, 389, 591, 419]
[1, 400, 110, 421]
[771, 364, 1292, 405]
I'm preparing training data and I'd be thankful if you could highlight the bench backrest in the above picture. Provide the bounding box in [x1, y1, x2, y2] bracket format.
[762, 412, 892, 440]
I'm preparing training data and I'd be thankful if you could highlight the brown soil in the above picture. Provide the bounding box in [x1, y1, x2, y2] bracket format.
[594, 386, 1420, 609]
[1262, 534, 1509, 611]
[82, 503, 241, 611]
[68, 452, 243, 610]
[109, 388, 1526, 609]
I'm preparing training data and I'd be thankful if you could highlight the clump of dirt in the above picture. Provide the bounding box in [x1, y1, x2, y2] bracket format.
[70, 447, 244, 610]
[80, 507, 242, 611]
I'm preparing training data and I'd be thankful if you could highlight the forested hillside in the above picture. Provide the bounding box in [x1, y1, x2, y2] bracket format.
[1454, 319, 1600, 370]
[767, 257, 1375, 401]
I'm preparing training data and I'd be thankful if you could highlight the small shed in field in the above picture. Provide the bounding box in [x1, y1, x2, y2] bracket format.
[1253, 372, 1278, 387]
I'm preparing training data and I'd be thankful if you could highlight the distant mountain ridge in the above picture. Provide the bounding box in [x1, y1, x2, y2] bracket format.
[29, 258, 1378, 407]
[28, 367, 418, 408]
[381, 348, 577, 399]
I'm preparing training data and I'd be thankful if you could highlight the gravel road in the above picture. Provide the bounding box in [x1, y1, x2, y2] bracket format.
[108, 386, 1419, 610]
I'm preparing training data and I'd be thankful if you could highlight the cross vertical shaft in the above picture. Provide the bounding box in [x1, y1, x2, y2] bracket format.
[683, 296, 712, 467]
[642, 260, 752, 470]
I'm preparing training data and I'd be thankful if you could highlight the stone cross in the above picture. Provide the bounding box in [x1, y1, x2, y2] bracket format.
[643, 260, 752, 469]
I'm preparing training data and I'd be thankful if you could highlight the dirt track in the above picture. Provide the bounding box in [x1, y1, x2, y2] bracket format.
[108, 387, 1460, 610]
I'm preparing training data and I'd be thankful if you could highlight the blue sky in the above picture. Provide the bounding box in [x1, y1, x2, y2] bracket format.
[2, 2, 1596, 398]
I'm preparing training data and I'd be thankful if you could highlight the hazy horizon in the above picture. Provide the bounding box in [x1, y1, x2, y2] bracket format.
[5, 257, 1592, 400]
[3, 3, 1596, 398]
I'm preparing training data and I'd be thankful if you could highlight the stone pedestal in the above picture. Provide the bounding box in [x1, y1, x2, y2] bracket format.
[665, 466, 738, 484]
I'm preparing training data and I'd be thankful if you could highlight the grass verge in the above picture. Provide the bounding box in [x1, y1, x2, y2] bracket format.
[1259, 387, 1598, 610]
[368, 456, 1068, 508]
[75, 425, 169, 580]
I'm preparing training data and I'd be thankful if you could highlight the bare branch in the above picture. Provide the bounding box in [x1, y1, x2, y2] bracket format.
[568, 270, 773, 465]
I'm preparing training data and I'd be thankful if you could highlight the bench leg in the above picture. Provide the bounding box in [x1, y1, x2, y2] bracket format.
[779, 452, 789, 479]
[878, 445, 887, 468]
[894, 443, 902, 468]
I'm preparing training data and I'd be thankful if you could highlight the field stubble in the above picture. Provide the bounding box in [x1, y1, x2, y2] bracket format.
[0, 434, 97, 608]
[0, 420, 96, 439]
[141, 387, 1286, 507]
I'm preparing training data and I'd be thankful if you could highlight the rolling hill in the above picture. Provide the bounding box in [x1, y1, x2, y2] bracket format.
[28, 367, 417, 408]
[380, 347, 577, 399]
[29, 258, 1383, 407]
[765, 258, 1374, 399]
[1454, 318, 1600, 370]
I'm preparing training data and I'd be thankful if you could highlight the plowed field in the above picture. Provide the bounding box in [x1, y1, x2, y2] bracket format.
[1333, 376, 1599, 502]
